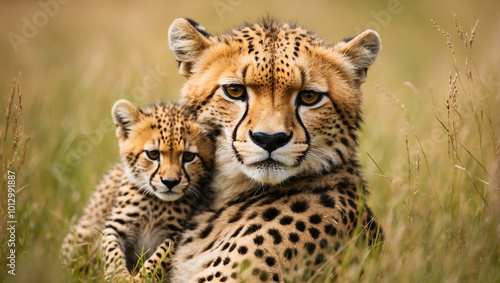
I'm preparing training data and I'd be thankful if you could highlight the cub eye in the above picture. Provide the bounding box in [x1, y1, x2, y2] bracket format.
[223, 84, 247, 100]
[297, 91, 323, 106]
[145, 150, 160, 160]
[182, 152, 196, 163]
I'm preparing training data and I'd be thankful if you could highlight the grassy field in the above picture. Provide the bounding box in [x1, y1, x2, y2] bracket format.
[1, 0, 499, 282]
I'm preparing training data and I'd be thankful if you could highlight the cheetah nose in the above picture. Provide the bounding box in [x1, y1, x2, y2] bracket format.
[161, 178, 181, 189]
[249, 131, 293, 152]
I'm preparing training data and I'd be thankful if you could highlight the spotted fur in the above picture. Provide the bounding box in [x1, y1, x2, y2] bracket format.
[62, 100, 214, 281]
[168, 18, 383, 282]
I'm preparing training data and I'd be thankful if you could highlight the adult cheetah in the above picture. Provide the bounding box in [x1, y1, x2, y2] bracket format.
[167, 18, 383, 282]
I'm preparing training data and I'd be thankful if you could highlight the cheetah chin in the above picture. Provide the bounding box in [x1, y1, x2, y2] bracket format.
[242, 159, 298, 185]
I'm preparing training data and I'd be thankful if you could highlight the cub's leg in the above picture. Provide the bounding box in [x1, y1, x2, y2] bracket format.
[102, 225, 133, 281]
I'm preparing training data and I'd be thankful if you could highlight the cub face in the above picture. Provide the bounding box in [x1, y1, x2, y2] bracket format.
[168, 19, 380, 186]
[112, 99, 214, 201]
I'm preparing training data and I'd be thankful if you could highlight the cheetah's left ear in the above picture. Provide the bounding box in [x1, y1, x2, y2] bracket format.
[112, 99, 141, 140]
[335, 29, 381, 83]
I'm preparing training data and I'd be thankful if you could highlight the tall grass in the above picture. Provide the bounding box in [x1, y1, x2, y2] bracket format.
[325, 15, 500, 283]
[0, 2, 498, 282]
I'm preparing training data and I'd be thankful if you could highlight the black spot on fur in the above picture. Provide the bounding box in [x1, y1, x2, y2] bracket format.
[291, 200, 309, 213]
[314, 253, 325, 265]
[199, 225, 213, 239]
[243, 224, 262, 236]
[325, 224, 337, 236]
[284, 248, 297, 260]
[247, 212, 258, 220]
[288, 233, 300, 243]
[308, 227, 320, 239]
[280, 216, 293, 225]
[341, 137, 349, 146]
[228, 212, 242, 223]
[319, 238, 328, 249]
[238, 246, 248, 255]
[309, 214, 322, 224]
[320, 194, 335, 208]
[304, 242, 316, 255]
[295, 221, 306, 232]
[254, 235, 264, 246]
[229, 243, 236, 252]
[268, 229, 282, 244]
[262, 207, 281, 221]
[265, 256, 276, 267]
[213, 257, 222, 267]
[231, 226, 244, 237]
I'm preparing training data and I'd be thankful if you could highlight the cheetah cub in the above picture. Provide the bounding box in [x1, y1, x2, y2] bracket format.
[63, 99, 214, 281]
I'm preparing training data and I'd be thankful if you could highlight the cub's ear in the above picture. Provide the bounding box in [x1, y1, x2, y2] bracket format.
[112, 99, 141, 139]
[168, 18, 212, 77]
[335, 29, 381, 83]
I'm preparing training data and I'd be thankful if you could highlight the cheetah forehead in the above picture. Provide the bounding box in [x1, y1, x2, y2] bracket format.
[137, 102, 199, 148]
[215, 21, 330, 88]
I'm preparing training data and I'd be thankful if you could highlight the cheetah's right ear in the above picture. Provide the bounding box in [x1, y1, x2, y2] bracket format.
[334, 29, 381, 84]
[168, 18, 212, 77]
[112, 99, 141, 140]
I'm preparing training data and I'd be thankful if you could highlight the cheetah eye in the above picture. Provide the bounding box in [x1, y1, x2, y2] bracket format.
[222, 84, 247, 100]
[297, 91, 323, 106]
[182, 152, 196, 163]
[145, 150, 160, 161]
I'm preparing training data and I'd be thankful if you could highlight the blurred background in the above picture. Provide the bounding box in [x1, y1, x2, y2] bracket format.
[1, 0, 499, 282]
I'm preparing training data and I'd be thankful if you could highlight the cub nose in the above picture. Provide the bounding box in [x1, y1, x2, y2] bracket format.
[249, 131, 293, 152]
[161, 178, 181, 189]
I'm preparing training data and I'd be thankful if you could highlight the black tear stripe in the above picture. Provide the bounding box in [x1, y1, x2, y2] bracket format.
[181, 162, 191, 184]
[231, 102, 249, 164]
[294, 107, 310, 165]
[149, 161, 161, 186]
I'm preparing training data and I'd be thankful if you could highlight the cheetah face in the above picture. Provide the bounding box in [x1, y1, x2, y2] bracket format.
[213, 78, 328, 184]
[112, 100, 214, 201]
[169, 19, 380, 186]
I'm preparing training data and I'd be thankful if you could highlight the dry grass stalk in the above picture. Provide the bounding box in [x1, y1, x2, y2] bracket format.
[446, 72, 459, 153]
[2, 79, 30, 173]
[432, 19, 457, 63]
[1, 80, 16, 162]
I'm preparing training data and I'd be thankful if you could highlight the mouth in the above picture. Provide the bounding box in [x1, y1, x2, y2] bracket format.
[241, 158, 297, 184]
[251, 159, 287, 171]
[155, 189, 182, 201]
